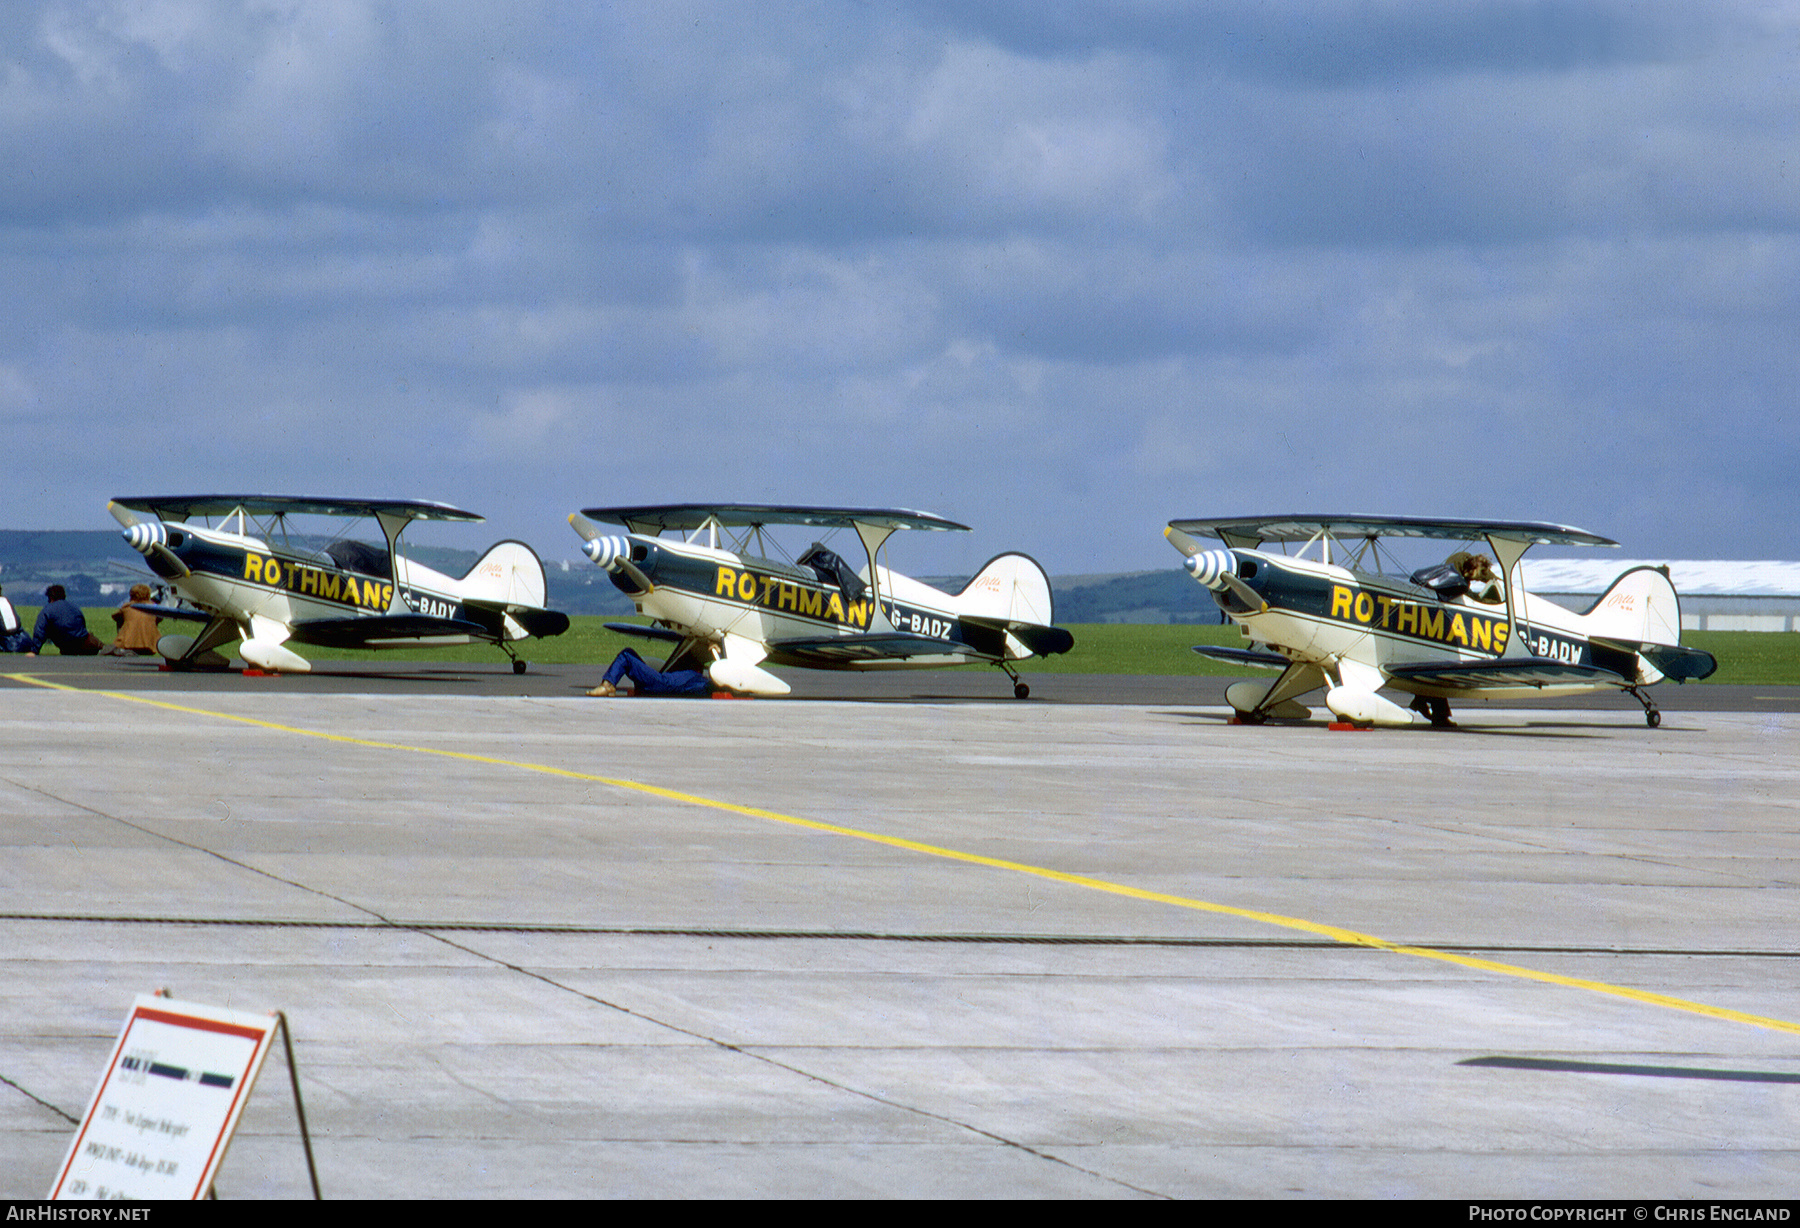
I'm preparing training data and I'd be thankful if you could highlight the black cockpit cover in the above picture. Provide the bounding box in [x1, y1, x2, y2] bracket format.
[797, 543, 867, 602]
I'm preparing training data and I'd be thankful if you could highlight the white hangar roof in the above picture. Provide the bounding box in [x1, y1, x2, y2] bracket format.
[1520, 560, 1800, 597]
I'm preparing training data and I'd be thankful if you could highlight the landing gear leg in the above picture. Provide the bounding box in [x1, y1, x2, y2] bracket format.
[1627, 687, 1661, 728]
[501, 644, 528, 675]
[1408, 695, 1455, 728]
[999, 662, 1029, 700]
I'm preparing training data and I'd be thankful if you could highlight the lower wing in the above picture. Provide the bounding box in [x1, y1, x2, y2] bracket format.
[770, 631, 976, 666]
[1383, 658, 1630, 689]
[604, 622, 685, 644]
[128, 603, 213, 624]
[1191, 645, 1291, 669]
[290, 614, 494, 649]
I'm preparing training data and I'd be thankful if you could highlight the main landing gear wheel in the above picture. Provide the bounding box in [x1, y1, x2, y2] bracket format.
[513, 659, 528, 675]
[1232, 709, 1267, 725]
[1646, 709, 1661, 728]
[1014, 681, 1030, 700]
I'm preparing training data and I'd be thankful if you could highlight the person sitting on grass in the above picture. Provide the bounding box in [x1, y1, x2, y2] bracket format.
[32, 585, 102, 655]
[0, 584, 33, 654]
[103, 583, 161, 656]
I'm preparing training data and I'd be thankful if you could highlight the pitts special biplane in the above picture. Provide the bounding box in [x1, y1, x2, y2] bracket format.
[110, 496, 569, 673]
[568, 504, 1073, 697]
[1165, 515, 1716, 728]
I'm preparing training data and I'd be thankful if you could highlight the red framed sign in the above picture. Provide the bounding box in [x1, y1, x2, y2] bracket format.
[50, 995, 278, 1200]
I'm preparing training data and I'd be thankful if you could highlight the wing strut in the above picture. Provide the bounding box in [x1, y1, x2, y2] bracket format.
[852, 520, 898, 635]
[1484, 532, 1534, 658]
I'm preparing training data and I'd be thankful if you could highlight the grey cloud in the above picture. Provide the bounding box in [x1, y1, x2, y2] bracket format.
[919, 0, 1726, 84]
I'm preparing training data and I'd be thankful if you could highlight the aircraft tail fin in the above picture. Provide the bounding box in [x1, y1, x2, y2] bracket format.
[956, 552, 1056, 626]
[460, 540, 550, 608]
[1582, 565, 1684, 646]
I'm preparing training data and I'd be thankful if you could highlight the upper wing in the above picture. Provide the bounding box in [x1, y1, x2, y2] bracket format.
[112, 495, 484, 524]
[1383, 658, 1631, 689]
[1167, 515, 1617, 551]
[768, 631, 976, 665]
[578, 504, 969, 534]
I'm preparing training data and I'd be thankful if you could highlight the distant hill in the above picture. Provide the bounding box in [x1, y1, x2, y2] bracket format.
[0, 530, 122, 603]
[0, 530, 1209, 622]
[1052, 569, 1221, 624]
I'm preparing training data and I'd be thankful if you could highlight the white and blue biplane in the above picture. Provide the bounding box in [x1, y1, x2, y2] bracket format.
[568, 503, 1073, 697]
[110, 495, 569, 673]
[1165, 514, 1716, 728]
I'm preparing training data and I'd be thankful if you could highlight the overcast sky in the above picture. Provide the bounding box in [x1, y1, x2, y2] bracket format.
[1, 0, 1793, 576]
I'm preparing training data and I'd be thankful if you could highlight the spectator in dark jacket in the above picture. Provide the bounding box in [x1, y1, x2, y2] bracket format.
[32, 585, 102, 655]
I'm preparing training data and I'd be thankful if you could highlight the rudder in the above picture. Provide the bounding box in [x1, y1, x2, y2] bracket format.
[957, 552, 1056, 626]
[1584, 565, 1683, 646]
[462, 540, 550, 608]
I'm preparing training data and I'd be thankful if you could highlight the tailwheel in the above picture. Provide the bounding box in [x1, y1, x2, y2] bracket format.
[1627, 686, 1661, 728]
[999, 662, 1030, 700]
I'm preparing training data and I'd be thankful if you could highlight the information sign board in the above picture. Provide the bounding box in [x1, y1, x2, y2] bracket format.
[49, 995, 278, 1200]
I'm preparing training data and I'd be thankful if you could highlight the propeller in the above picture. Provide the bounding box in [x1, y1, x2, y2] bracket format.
[568, 513, 653, 594]
[1163, 524, 1207, 558]
[1165, 525, 1265, 613]
[109, 501, 191, 579]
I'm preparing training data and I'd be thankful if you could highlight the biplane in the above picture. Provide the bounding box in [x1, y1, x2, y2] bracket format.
[568, 504, 1073, 697]
[1165, 514, 1716, 728]
[109, 496, 569, 673]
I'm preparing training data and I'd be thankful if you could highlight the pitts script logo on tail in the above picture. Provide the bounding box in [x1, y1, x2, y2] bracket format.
[243, 553, 393, 611]
[1329, 585, 1512, 653]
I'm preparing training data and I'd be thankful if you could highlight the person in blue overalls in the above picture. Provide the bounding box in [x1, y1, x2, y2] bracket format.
[587, 649, 713, 697]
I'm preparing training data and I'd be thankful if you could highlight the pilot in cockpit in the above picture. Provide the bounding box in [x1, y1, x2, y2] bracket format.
[1450, 551, 1505, 604]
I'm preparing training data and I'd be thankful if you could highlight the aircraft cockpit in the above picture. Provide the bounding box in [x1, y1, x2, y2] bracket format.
[1409, 551, 1504, 604]
[797, 543, 868, 602]
[321, 538, 392, 578]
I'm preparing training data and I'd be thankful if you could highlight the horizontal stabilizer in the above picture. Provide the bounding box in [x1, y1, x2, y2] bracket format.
[1192, 645, 1290, 669]
[1384, 658, 1629, 689]
[605, 622, 686, 643]
[291, 614, 491, 649]
[960, 615, 1073, 658]
[1591, 637, 1718, 682]
[771, 632, 975, 665]
[478, 605, 569, 639]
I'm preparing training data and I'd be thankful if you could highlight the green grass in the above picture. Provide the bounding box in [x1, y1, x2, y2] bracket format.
[1680, 630, 1800, 685]
[24, 610, 1800, 685]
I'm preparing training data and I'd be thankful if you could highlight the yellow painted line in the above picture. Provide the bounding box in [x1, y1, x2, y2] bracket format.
[13, 673, 1800, 1037]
